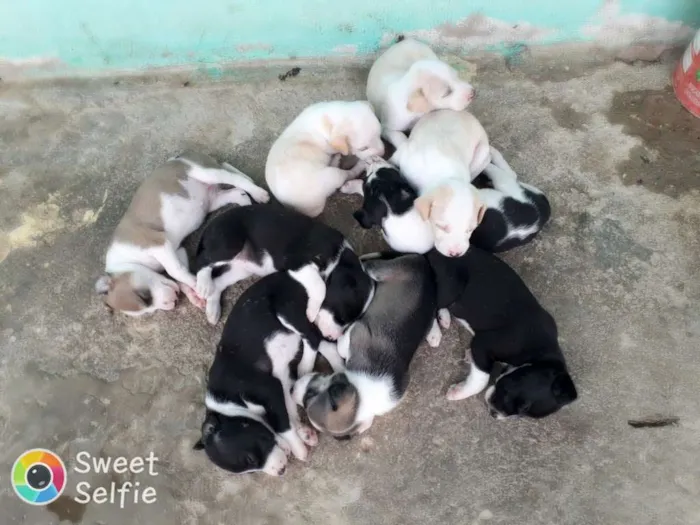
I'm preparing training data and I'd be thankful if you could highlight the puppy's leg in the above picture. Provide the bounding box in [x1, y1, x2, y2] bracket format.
[278, 372, 318, 453]
[198, 261, 254, 325]
[288, 264, 326, 322]
[488, 146, 515, 175]
[356, 417, 374, 434]
[425, 319, 442, 348]
[470, 141, 492, 177]
[153, 244, 197, 289]
[317, 340, 345, 372]
[188, 163, 270, 203]
[256, 379, 310, 461]
[336, 325, 353, 361]
[209, 188, 252, 212]
[346, 160, 367, 179]
[383, 130, 408, 165]
[297, 340, 317, 377]
[446, 332, 495, 401]
[438, 308, 451, 329]
[340, 179, 364, 196]
[175, 248, 205, 309]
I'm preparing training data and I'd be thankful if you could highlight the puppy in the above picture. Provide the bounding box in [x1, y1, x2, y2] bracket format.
[366, 38, 475, 133]
[194, 271, 347, 475]
[341, 156, 434, 254]
[386, 109, 491, 257]
[193, 203, 365, 328]
[265, 100, 384, 217]
[95, 152, 269, 316]
[346, 148, 551, 254]
[469, 147, 551, 252]
[427, 249, 577, 419]
[293, 253, 439, 438]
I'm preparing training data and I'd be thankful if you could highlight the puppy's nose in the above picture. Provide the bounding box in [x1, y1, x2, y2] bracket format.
[467, 88, 476, 101]
[448, 249, 464, 257]
[489, 409, 499, 419]
[278, 465, 287, 476]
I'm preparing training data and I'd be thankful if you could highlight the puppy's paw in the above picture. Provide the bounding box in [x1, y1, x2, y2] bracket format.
[446, 383, 472, 401]
[306, 299, 322, 323]
[161, 279, 180, 292]
[426, 329, 442, 348]
[316, 310, 342, 341]
[249, 187, 270, 204]
[195, 267, 214, 298]
[181, 284, 205, 310]
[159, 300, 177, 311]
[297, 425, 319, 447]
[206, 298, 221, 325]
[340, 179, 363, 196]
[437, 309, 451, 330]
[276, 438, 292, 457]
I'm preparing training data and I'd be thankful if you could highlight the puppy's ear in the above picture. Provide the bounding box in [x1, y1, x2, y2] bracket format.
[353, 209, 373, 229]
[192, 439, 205, 451]
[552, 374, 578, 405]
[330, 134, 350, 156]
[407, 88, 430, 113]
[194, 413, 218, 449]
[414, 193, 434, 221]
[95, 275, 113, 295]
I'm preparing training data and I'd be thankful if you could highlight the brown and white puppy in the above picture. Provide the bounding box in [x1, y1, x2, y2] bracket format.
[96, 152, 269, 316]
[292, 252, 438, 438]
[265, 101, 384, 218]
[366, 38, 475, 133]
[386, 110, 490, 257]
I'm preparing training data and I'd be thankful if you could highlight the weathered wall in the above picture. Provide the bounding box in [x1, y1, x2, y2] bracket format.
[0, 0, 698, 76]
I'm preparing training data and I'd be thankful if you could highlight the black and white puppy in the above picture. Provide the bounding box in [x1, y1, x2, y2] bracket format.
[292, 253, 439, 438]
[427, 248, 577, 419]
[194, 270, 352, 476]
[194, 202, 355, 331]
[344, 147, 550, 254]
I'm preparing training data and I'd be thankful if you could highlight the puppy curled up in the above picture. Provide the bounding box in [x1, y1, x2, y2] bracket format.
[265, 100, 384, 218]
[95, 151, 269, 316]
[293, 252, 440, 438]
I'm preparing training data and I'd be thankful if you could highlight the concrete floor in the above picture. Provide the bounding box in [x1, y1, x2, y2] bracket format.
[1, 50, 699, 525]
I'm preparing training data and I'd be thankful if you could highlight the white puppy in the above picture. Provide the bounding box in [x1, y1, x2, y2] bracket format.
[265, 101, 384, 217]
[366, 38, 475, 133]
[95, 152, 269, 316]
[386, 110, 491, 257]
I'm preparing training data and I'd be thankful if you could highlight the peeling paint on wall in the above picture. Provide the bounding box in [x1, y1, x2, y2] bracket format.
[0, 0, 698, 76]
[583, 0, 695, 45]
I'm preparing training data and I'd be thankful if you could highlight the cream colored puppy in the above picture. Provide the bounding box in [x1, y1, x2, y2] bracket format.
[266, 101, 384, 217]
[366, 38, 475, 133]
[386, 110, 491, 257]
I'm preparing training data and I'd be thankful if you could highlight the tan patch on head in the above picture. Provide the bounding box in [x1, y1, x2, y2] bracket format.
[323, 115, 351, 156]
[307, 381, 359, 435]
[415, 185, 454, 222]
[103, 274, 149, 313]
[407, 88, 430, 113]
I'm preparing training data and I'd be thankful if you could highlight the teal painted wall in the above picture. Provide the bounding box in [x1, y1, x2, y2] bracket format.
[0, 0, 699, 73]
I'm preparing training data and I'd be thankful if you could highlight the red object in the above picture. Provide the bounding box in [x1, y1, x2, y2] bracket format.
[673, 29, 700, 118]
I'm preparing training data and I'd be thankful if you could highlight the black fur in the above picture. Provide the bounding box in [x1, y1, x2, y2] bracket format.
[427, 248, 577, 419]
[353, 167, 418, 230]
[194, 202, 347, 275]
[197, 272, 324, 475]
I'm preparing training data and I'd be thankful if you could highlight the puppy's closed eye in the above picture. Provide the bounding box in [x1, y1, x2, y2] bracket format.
[436, 223, 451, 233]
[442, 87, 453, 98]
[136, 289, 153, 306]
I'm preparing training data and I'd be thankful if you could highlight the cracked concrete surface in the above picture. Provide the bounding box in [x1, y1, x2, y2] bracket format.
[1, 50, 700, 525]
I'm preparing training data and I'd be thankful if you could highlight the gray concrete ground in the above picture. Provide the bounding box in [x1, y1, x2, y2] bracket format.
[1, 49, 699, 525]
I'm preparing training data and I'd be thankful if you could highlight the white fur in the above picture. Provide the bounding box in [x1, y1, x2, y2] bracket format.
[196, 252, 276, 325]
[265, 101, 384, 217]
[387, 110, 490, 257]
[446, 362, 490, 401]
[437, 308, 451, 329]
[366, 39, 475, 132]
[456, 317, 475, 335]
[102, 156, 268, 316]
[425, 319, 442, 348]
[288, 264, 326, 322]
[345, 370, 400, 433]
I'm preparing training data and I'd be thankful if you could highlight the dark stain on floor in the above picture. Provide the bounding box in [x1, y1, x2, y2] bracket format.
[541, 97, 590, 130]
[608, 87, 700, 197]
[46, 495, 88, 524]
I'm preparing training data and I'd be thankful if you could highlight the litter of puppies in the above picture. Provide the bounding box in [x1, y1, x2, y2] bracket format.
[97, 39, 578, 476]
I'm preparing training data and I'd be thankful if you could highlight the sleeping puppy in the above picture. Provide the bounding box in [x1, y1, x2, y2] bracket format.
[366, 38, 475, 133]
[386, 109, 491, 257]
[469, 147, 551, 252]
[194, 271, 348, 475]
[344, 147, 551, 254]
[341, 156, 434, 254]
[292, 253, 439, 438]
[265, 100, 384, 218]
[193, 203, 365, 329]
[427, 249, 577, 419]
[95, 152, 269, 316]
